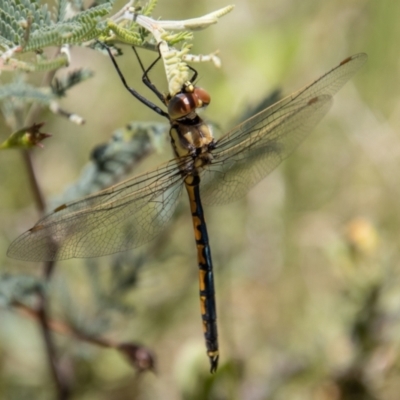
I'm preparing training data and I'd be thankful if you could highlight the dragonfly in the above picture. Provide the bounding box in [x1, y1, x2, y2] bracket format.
[8, 49, 367, 372]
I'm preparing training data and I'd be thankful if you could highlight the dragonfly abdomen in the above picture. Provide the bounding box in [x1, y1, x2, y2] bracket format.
[185, 175, 219, 372]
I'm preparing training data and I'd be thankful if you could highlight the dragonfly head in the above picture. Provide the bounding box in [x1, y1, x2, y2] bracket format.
[168, 82, 210, 120]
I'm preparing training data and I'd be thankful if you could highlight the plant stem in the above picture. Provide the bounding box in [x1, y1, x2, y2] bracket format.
[20, 49, 71, 399]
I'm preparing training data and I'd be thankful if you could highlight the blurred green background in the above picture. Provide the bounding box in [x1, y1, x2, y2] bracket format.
[1, 0, 400, 399]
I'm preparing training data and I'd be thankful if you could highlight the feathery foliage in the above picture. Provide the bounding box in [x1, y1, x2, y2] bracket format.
[0, 0, 113, 52]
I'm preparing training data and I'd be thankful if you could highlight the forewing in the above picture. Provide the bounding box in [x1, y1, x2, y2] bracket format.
[216, 53, 367, 152]
[8, 159, 185, 261]
[200, 95, 332, 205]
[199, 53, 367, 206]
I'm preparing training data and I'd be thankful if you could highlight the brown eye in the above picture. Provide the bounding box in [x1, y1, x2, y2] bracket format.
[193, 87, 211, 108]
[168, 93, 196, 119]
[167, 88, 212, 119]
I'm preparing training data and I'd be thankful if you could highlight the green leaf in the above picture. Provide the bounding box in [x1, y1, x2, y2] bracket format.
[0, 0, 114, 53]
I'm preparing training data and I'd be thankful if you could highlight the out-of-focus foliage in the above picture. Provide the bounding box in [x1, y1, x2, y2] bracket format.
[1, 0, 400, 399]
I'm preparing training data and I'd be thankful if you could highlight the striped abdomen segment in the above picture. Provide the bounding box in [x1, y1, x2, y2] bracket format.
[185, 175, 219, 373]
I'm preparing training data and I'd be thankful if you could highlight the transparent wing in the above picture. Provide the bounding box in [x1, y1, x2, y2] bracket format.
[215, 53, 367, 152]
[8, 159, 187, 261]
[200, 95, 332, 205]
[200, 53, 367, 205]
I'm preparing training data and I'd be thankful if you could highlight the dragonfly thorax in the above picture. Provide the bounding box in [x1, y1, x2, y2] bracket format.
[170, 115, 215, 159]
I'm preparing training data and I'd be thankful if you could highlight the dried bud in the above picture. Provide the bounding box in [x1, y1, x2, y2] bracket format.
[0, 122, 51, 149]
[117, 342, 155, 372]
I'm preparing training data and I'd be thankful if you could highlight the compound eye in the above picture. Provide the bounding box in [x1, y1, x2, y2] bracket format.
[193, 87, 211, 108]
[168, 93, 196, 119]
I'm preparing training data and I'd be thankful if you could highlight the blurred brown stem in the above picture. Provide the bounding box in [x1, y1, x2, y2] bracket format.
[14, 301, 155, 372]
[14, 300, 117, 348]
[18, 51, 70, 399]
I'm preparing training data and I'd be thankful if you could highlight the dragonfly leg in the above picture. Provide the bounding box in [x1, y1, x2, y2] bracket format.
[131, 46, 166, 104]
[187, 64, 198, 84]
[103, 44, 168, 118]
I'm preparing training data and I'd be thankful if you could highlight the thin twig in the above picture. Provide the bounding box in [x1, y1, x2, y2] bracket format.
[14, 301, 155, 372]
[36, 291, 71, 399]
[19, 48, 70, 399]
[21, 150, 46, 211]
